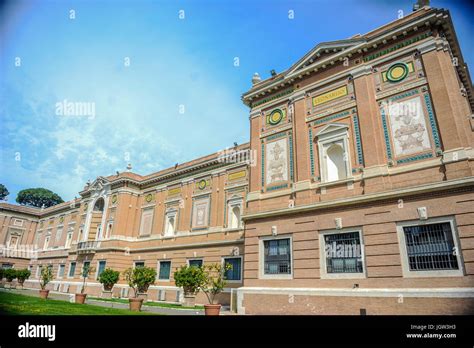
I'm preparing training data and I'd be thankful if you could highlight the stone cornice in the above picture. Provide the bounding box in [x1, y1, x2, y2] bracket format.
[242, 176, 474, 221]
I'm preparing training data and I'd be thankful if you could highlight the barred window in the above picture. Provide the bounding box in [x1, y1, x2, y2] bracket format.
[264, 238, 291, 275]
[403, 222, 459, 271]
[324, 232, 363, 274]
[158, 261, 171, 280]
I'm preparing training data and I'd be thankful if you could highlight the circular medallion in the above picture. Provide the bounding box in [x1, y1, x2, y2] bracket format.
[145, 194, 153, 203]
[386, 62, 409, 83]
[59, 216, 64, 223]
[269, 109, 284, 125]
[198, 179, 207, 190]
[111, 195, 118, 204]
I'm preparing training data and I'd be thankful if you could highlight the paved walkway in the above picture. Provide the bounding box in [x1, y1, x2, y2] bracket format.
[2, 287, 235, 315]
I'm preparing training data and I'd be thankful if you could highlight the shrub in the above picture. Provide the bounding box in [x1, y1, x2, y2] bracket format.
[0, 268, 4, 281]
[4, 269, 17, 282]
[123, 266, 156, 298]
[201, 263, 232, 305]
[98, 268, 120, 291]
[173, 265, 206, 296]
[16, 269, 31, 287]
[40, 267, 53, 290]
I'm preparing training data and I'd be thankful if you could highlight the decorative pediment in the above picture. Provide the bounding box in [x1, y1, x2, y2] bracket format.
[87, 177, 109, 192]
[316, 123, 349, 138]
[286, 39, 366, 77]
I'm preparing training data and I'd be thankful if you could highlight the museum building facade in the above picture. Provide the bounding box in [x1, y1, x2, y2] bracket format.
[1, 6, 474, 314]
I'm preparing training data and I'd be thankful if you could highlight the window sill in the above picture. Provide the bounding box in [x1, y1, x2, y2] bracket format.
[402, 269, 464, 278]
[317, 177, 354, 188]
[320, 272, 366, 280]
[259, 274, 293, 280]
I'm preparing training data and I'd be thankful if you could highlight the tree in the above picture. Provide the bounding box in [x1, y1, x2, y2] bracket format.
[0, 184, 9, 200]
[16, 188, 64, 208]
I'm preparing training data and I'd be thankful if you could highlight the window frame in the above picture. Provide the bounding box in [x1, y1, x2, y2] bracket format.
[187, 259, 203, 268]
[57, 264, 65, 279]
[157, 260, 172, 281]
[316, 123, 353, 184]
[222, 256, 243, 283]
[134, 261, 145, 268]
[259, 235, 293, 280]
[68, 262, 76, 278]
[318, 227, 367, 279]
[396, 216, 465, 278]
[96, 260, 107, 279]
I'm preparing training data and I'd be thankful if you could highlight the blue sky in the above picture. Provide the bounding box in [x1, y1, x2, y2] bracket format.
[1, 0, 473, 202]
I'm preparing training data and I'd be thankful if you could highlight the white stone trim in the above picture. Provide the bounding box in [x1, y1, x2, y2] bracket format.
[258, 235, 293, 280]
[396, 216, 465, 278]
[318, 227, 367, 279]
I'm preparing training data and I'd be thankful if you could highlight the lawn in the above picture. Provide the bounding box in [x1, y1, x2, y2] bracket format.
[0, 291, 156, 315]
[88, 296, 204, 310]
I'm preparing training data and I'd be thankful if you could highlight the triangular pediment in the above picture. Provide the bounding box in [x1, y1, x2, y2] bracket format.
[287, 38, 366, 77]
[316, 123, 349, 137]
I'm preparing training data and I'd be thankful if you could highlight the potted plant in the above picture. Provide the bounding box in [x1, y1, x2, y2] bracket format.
[173, 265, 206, 307]
[201, 263, 232, 316]
[123, 266, 157, 311]
[16, 269, 31, 289]
[4, 269, 17, 289]
[76, 263, 94, 304]
[0, 268, 4, 288]
[98, 268, 120, 298]
[39, 267, 53, 299]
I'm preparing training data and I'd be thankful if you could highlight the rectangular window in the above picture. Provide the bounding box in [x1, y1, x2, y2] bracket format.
[263, 238, 291, 275]
[188, 259, 203, 268]
[68, 262, 76, 277]
[97, 261, 106, 277]
[82, 261, 90, 278]
[36, 265, 42, 278]
[58, 264, 65, 278]
[224, 257, 242, 281]
[158, 261, 171, 280]
[403, 222, 459, 271]
[134, 261, 145, 268]
[324, 232, 363, 274]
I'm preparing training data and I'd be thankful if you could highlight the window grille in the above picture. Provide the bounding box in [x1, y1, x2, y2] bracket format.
[324, 232, 363, 273]
[403, 222, 458, 271]
[264, 239, 291, 275]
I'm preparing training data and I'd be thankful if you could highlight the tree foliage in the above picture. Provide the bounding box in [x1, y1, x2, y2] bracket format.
[123, 266, 156, 298]
[0, 184, 9, 200]
[173, 265, 206, 295]
[98, 268, 120, 291]
[16, 188, 64, 208]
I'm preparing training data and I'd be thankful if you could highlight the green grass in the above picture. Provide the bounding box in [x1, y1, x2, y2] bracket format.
[0, 291, 157, 315]
[89, 296, 204, 310]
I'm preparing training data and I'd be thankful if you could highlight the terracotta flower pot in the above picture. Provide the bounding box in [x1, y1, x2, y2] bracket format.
[75, 293, 87, 304]
[204, 304, 221, 316]
[39, 289, 49, 299]
[129, 298, 144, 312]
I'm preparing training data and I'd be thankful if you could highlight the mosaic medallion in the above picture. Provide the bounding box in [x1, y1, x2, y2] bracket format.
[268, 109, 284, 125]
[386, 62, 409, 83]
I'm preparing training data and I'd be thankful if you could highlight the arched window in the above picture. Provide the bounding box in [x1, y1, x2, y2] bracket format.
[93, 198, 105, 212]
[229, 206, 241, 229]
[326, 143, 347, 182]
[165, 213, 176, 236]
